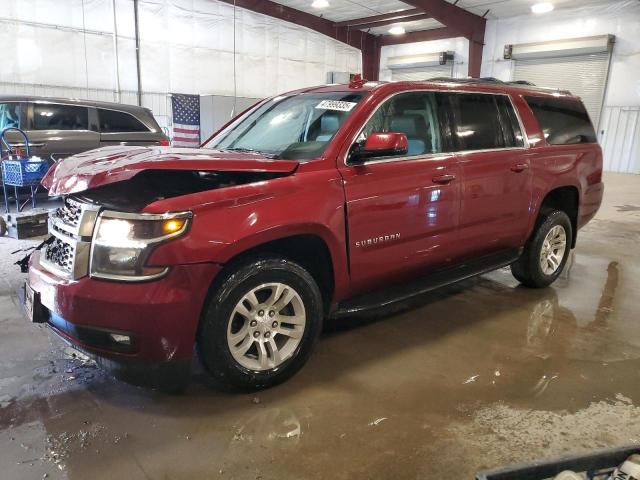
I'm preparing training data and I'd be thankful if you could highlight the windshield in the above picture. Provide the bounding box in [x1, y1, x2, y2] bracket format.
[204, 92, 366, 160]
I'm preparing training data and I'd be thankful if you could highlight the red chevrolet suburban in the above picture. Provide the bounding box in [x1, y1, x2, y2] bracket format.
[25, 77, 604, 391]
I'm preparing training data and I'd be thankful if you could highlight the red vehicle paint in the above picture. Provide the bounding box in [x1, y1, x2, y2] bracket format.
[26, 79, 604, 389]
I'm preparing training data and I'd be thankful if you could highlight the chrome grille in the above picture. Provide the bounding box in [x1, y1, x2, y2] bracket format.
[41, 197, 99, 279]
[56, 197, 83, 228]
[44, 237, 74, 273]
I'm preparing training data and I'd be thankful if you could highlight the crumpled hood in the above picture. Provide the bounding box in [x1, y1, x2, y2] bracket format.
[42, 146, 299, 196]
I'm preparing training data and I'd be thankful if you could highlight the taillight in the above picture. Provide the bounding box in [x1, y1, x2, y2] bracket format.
[159, 139, 170, 146]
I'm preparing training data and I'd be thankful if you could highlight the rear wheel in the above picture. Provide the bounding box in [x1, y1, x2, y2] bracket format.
[198, 257, 323, 391]
[511, 210, 572, 288]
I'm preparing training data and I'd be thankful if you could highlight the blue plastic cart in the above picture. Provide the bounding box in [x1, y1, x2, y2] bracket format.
[1, 127, 49, 213]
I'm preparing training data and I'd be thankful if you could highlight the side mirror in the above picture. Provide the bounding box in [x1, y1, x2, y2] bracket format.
[350, 132, 408, 163]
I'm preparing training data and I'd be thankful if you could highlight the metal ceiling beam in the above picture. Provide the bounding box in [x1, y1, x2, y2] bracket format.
[378, 26, 458, 46]
[382, 1, 486, 78]
[334, 8, 423, 28]
[216, 0, 369, 51]
[216, 0, 381, 79]
[399, 0, 486, 43]
[341, 13, 432, 31]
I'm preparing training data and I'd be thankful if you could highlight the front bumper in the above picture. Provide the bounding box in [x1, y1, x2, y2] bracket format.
[28, 251, 221, 367]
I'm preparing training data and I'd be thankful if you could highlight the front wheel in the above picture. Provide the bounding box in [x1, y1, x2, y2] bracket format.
[511, 210, 573, 288]
[198, 257, 323, 391]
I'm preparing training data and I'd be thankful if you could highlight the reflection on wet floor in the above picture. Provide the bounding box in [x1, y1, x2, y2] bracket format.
[1, 175, 640, 479]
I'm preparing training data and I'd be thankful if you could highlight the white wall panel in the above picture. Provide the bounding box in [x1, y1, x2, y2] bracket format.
[600, 107, 640, 174]
[0, 0, 361, 137]
[380, 37, 469, 81]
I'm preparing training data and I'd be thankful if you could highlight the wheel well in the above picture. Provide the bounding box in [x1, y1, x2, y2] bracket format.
[220, 235, 335, 312]
[539, 186, 579, 247]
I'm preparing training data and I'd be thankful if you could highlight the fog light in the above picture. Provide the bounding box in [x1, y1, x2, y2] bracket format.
[110, 333, 131, 345]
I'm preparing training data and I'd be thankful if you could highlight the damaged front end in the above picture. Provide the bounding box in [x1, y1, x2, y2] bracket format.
[21, 145, 299, 276]
[21, 146, 300, 387]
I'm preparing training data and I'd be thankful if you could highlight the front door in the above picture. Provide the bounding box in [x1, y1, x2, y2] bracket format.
[338, 90, 461, 295]
[449, 93, 533, 258]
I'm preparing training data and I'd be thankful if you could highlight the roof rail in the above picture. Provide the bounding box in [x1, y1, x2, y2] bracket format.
[508, 80, 536, 86]
[421, 77, 572, 95]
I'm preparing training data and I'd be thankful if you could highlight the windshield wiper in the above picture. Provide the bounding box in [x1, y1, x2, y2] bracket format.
[226, 147, 279, 159]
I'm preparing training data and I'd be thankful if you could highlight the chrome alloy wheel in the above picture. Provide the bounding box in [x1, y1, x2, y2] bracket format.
[227, 283, 306, 371]
[539, 225, 567, 275]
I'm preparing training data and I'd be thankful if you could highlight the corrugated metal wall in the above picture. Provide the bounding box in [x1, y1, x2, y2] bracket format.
[391, 64, 454, 81]
[513, 53, 610, 129]
[600, 106, 640, 174]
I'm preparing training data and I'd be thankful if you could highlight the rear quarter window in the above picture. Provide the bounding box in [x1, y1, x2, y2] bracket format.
[98, 109, 149, 133]
[524, 96, 597, 145]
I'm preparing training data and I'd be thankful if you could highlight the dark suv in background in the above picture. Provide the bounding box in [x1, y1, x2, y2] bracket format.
[0, 96, 169, 162]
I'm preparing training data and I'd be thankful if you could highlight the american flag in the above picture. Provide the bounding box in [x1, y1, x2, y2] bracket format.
[171, 94, 200, 147]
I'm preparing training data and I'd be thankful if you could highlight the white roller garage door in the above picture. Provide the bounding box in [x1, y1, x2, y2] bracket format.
[513, 52, 611, 129]
[391, 64, 454, 81]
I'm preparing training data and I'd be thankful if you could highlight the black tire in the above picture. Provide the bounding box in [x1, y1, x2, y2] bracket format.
[197, 257, 323, 391]
[511, 209, 573, 288]
[0, 216, 6, 237]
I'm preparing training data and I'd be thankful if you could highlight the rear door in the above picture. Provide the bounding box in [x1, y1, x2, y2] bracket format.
[451, 92, 533, 259]
[339, 90, 461, 294]
[97, 107, 164, 147]
[26, 102, 100, 161]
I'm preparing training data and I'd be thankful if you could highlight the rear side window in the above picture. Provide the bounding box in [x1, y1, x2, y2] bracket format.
[33, 103, 89, 130]
[98, 109, 149, 133]
[0, 103, 21, 130]
[524, 96, 596, 145]
[495, 96, 525, 148]
[450, 93, 506, 151]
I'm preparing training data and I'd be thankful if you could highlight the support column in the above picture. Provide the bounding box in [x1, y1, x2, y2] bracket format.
[468, 39, 484, 78]
[362, 36, 381, 81]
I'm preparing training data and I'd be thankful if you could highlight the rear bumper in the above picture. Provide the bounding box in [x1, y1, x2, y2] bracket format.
[28, 251, 221, 368]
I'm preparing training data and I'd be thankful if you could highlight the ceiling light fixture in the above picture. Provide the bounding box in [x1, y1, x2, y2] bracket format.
[312, 0, 329, 8]
[388, 26, 406, 35]
[531, 2, 554, 14]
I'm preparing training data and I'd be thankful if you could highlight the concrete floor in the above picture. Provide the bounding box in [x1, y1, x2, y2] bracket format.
[1, 172, 640, 479]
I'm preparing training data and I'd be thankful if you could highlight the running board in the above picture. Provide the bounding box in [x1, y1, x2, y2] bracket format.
[331, 248, 522, 318]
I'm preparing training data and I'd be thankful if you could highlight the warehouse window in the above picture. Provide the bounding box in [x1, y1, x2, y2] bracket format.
[450, 93, 505, 151]
[525, 96, 597, 145]
[0, 103, 21, 130]
[33, 103, 88, 130]
[98, 109, 148, 133]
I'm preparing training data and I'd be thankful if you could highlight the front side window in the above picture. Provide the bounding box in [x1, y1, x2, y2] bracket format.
[33, 103, 89, 131]
[99, 109, 149, 133]
[204, 92, 365, 160]
[0, 103, 21, 130]
[354, 91, 448, 159]
[524, 96, 596, 145]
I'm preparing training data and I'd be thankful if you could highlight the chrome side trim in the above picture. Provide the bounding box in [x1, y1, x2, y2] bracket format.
[342, 88, 532, 167]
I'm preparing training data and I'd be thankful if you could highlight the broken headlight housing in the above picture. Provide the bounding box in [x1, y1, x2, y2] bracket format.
[90, 210, 192, 281]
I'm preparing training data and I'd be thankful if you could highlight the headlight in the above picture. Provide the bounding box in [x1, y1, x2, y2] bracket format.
[90, 210, 191, 281]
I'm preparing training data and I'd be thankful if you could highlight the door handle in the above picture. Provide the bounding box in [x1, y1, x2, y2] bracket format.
[510, 163, 529, 173]
[432, 174, 456, 184]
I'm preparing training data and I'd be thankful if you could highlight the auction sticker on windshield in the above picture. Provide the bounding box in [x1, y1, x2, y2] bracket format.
[315, 100, 357, 112]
